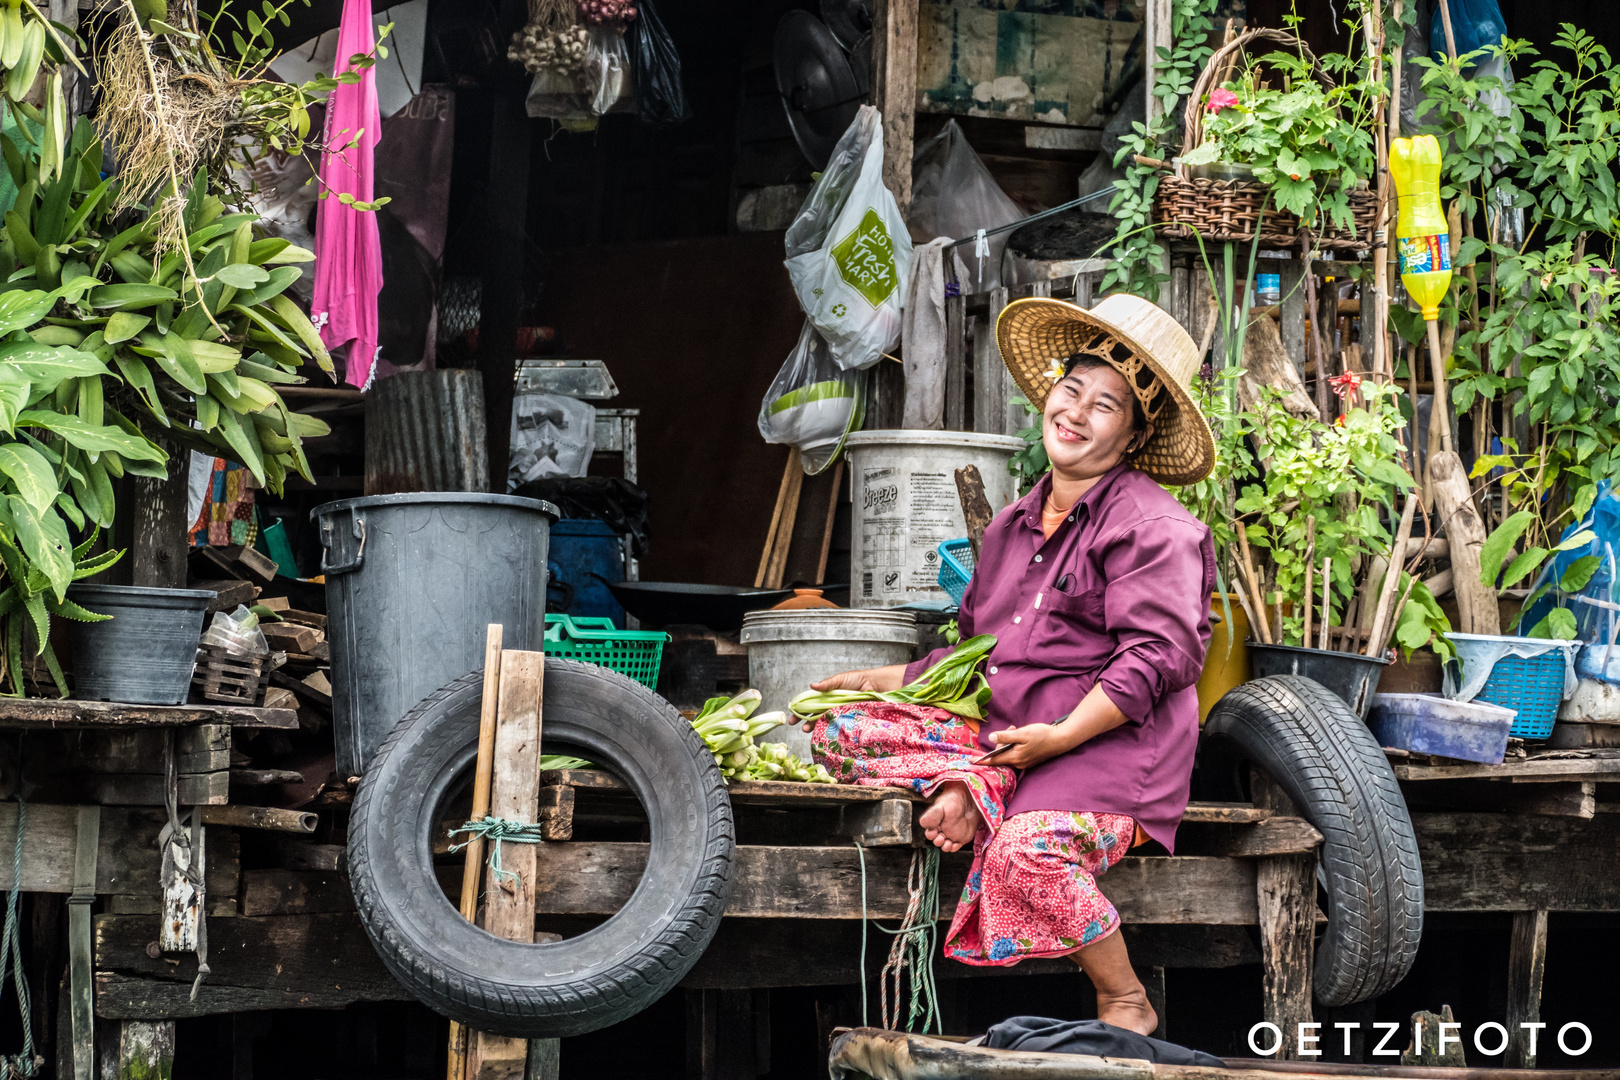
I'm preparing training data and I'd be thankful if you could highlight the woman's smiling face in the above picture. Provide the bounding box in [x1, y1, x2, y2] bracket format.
[1042, 361, 1150, 482]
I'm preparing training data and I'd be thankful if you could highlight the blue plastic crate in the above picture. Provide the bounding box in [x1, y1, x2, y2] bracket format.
[1475, 652, 1567, 740]
[936, 538, 975, 606]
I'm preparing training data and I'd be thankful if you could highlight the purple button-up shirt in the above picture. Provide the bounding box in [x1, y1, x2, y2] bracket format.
[904, 463, 1215, 851]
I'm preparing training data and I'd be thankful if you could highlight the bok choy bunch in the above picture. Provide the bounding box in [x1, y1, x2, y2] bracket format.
[692, 689, 833, 783]
[788, 634, 997, 722]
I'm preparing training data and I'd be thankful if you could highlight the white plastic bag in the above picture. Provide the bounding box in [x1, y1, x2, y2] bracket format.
[758, 320, 864, 475]
[908, 119, 1024, 291]
[202, 606, 269, 658]
[585, 24, 635, 117]
[525, 69, 596, 131]
[784, 105, 914, 371]
[508, 393, 597, 490]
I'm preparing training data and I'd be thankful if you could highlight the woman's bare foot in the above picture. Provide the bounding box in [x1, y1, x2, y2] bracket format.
[917, 782, 981, 852]
[1096, 986, 1159, 1037]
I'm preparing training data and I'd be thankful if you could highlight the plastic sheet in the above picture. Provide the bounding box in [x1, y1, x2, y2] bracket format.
[908, 119, 1023, 291]
[585, 24, 634, 116]
[629, 0, 689, 125]
[1442, 632, 1577, 703]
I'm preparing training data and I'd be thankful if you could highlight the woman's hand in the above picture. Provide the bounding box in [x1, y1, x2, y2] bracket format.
[978, 723, 1069, 768]
[800, 664, 908, 731]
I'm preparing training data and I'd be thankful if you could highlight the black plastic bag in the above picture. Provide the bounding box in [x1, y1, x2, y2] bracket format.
[628, 0, 689, 125]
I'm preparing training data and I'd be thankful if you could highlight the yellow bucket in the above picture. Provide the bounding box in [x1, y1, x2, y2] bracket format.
[1197, 593, 1251, 723]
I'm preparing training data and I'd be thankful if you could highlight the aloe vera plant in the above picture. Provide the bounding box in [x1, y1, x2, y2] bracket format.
[0, 3, 336, 695]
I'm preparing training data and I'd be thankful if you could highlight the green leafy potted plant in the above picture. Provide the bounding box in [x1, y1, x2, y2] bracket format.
[0, 0, 356, 697]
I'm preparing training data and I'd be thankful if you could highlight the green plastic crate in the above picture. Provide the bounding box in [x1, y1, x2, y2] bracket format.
[543, 614, 667, 688]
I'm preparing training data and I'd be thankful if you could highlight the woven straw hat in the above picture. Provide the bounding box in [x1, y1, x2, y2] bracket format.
[996, 295, 1215, 486]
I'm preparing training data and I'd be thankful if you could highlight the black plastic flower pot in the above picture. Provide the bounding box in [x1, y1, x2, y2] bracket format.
[1247, 641, 1390, 719]
[65, 584, 218, 705]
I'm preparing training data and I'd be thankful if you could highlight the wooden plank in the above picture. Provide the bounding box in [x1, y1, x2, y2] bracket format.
[531, 844, 1259, 923]
[1200, 817, 1323, 858]
[1415, 812, 1620, 911]
[0, 805, 238, 897]
[1278, 259, 1307, 377]
[94, 913, 410, 1018]
[836, 799, 912, 847]
[1509, 781, 1596, 819]
[971, 290, 1011, 435]
[871, 0, 919, 215]
[678, 920, 1260, 989]
[239, 870, 354, 917]
[0, 698, 296, 730]
[1181, 802, 1270, 824]
[470, 649, 546, 1080]
[78, 771, 228, 806]
[1548, 722, 1620, 749]
[944, 294, 966, 431]
[1257, 853, 1317, 1059]
[1143, 0, 1171, 123]
[275, 841, 346, 873]
[111, 1020, 175, 1080]
[1394, 756, 1620, 782]
[538, 784, 575, 842]
[1504, 910, 1549, 1068]
[686, 989, 756, 1080]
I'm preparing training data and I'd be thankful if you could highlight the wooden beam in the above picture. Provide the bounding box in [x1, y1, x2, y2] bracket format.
[470, 650, 547, 1080]
[836, 799, 912, 847]
[1504, 910, 1549, 1068]
[94, 913, 410, 1018]
[530, 844, 1259, 923]
[1199, 817, 1323, 858]
[871, 0, 918, 214]
[1394, 756, 1620, 782]
[1257, 853, 1317, 1060]
[239, 870, 354, 917]
[0, 699, 296, 730]
[1415, 812, 1620, 911]
[1509, 782, 1596, 819]
[0, 805, 238, 905]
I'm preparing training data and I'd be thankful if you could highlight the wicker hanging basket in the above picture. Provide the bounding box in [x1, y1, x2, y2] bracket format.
[1151, 28, 1378, 252]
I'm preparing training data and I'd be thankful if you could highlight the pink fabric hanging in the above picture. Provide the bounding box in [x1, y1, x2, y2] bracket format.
[311, 0, 383, 389]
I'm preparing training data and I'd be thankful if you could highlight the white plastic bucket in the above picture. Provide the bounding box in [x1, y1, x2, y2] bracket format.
[843, 430, 1024, 608]
[739, 609, 918, 759]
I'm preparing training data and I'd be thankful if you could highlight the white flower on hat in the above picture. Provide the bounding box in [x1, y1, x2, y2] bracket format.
[1043, 358, 1066, 381]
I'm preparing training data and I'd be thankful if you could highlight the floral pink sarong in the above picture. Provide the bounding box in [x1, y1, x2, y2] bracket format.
[809, 702, 1014, 835]
[809, 703, 1134, 968]
[946, 809, 1134, 965]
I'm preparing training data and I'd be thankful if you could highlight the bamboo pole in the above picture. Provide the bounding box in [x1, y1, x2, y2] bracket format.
[1436, 0, 1459, 62]
[1318, 557, 1333, 651]
[1303, 517, 1316, 650]
[446, 625, 506, 1080]
[1236, 527, 1273, 645]
[1367, 498, 1418, 656]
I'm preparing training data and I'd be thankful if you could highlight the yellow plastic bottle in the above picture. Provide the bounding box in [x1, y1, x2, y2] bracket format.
[1390, 135, 1451, 320]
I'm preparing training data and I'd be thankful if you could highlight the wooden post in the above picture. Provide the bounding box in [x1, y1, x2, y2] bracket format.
[467, 649, 547, 1080]
[1143, 0, 1172, 122]
[1279, 260, 1307, 379]
[130, 437, 190, 589]
[1253, 772, 1315, 1060]
[871, 0, 918, 214]
[1138, 965, 1167, 1040]
[1505, 910, 1549, 1067]
[448, 627, 505, 1080]
[686, 988, 758, 1080]
[972, 287, 1011, 436]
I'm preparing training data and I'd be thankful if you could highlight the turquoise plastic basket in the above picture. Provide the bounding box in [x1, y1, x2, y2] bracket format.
[1473, 651, 1567, 740]
[542, 614, 667, 689]
[936, 538, 975, 606]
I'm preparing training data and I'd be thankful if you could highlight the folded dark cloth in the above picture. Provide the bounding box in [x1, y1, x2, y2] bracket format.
[979, 1016, 1224, 1066]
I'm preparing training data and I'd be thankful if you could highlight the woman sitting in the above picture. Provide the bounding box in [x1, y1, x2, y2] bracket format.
[803, 294, 1216, 1035]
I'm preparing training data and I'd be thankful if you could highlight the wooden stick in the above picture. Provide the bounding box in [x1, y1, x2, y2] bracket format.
[1367, 496, 1418, 656]
[447, 625, 505, 1080]
[1236, 527, 1273, 645]
[1436, 0, 1459, 61]
[755, 449, 800, 588]
[815, 459, 845, 584]
[1318, 557, 1332, 651]
[763, 448, 805, 590]
[1273, 592, 1284, 647]
[1426, 319, 1454, 453]
[1377, 573, 1422, 657]
[1302, 517, 1317, 650]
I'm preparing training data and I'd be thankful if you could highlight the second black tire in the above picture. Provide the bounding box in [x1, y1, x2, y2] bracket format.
[348, 658, 735, 1037]
[1203, 675, 1424, 1006]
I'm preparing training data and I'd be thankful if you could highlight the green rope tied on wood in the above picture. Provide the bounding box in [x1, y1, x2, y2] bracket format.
[854, 841, 942, 1035]
[1, 796, 38, 1079]
[448, 816, 546, 889]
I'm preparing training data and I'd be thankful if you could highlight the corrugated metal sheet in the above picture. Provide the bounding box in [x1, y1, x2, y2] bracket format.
[365, 370, 490, 494]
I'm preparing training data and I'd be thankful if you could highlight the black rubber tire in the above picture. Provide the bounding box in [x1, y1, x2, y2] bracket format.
[1203, 675, 1423, 1006]
[348, 658, 735, 1038]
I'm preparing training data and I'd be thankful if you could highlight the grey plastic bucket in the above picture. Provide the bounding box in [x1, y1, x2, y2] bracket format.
[739, 609, 918, 758]
[314, 492, 559, 776]
[66, 584, 218, 705]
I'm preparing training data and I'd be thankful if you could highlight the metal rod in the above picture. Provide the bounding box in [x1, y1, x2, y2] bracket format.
[946, 186, 1116, 250]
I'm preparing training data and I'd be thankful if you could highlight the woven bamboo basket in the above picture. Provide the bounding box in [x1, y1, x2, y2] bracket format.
[1151, 28, 1378, 252]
